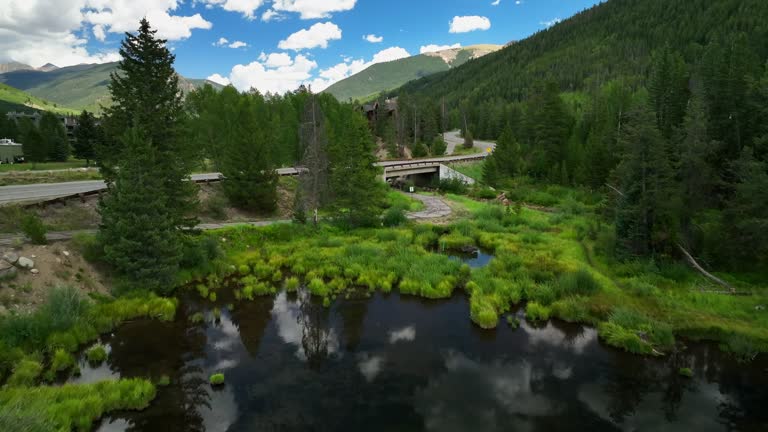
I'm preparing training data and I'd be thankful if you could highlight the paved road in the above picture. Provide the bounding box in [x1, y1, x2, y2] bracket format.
[0, 170, 296, 205]
[0, 155, 488, 206]
[443, 130, 496, 155]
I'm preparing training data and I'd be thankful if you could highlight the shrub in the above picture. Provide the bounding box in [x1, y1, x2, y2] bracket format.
[190, 312, 205, 324]
[209, 373, 225, 386]
[21, 213, 47, 245]
[383, 207, 408, 227]
[204, 193, 229, 221]
[85, 344, 108, 364]
[525, 302, 551, 321]
[6, 359, 43, 387]
[678, 367, 693, 378]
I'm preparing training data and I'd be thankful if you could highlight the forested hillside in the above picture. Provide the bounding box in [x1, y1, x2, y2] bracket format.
[389, 0, 768, 273]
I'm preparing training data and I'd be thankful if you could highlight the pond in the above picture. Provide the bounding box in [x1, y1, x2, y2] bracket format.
[71, 290, 768, 432]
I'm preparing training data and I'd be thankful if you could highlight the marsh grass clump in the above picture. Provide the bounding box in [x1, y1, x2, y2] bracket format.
[0, 378, 156, 431]
[285, 277, 300, 292]
[506, 315, 520, 329]
[51, 348, 75, 372]
[190, 312, 205, 323]
[526, 302, 551, 321]
[678, 367, 693, 378]
[85, 344, 108, 364]
[555, 268, 601, 297]
[6, 358, 43, 387]
[157, 375, 171, 386]
[209, 373, 225, 386]
[598, 307, 675, 355]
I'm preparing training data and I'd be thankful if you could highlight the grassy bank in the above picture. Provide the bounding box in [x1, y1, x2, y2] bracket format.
[0, 287, 176, 428]
[181, 184, 767, 359]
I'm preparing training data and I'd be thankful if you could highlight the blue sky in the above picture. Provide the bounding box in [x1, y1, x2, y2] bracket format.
[2, 0, 602, 93]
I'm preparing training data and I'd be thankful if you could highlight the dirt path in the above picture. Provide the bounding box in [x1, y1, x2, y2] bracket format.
[405, 193, 452, 220]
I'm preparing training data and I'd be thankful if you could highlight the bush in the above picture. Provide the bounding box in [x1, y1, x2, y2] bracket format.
[204, 193, 229, 221]
[285, 277, 300, 292]
[432, 178, 468, 194]
[85, 344, 108, 364]
[383, 207, 408, 227]
[21, 214, 47, 245]
[679, 367, 693, 378]
[209, 373, 225, 386]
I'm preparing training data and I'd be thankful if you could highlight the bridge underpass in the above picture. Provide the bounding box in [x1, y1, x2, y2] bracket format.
[382, 162, 476, 187]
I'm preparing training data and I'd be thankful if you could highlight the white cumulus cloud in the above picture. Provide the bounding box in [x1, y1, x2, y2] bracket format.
[198, 0, 265, 19]
[228, 40, 247, 48]
[206, 73, 231, 86]
[363, 34, 383, 43]
[420, 43, 461, 54]
[0, 0, 215, 67]
[449, 15, 491, 33]
[278, 22, 342, 51]
[271, 0, 357, 19]
[307, 46, 410, 92]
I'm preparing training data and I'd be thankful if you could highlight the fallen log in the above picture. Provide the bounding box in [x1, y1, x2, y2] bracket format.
[678, 244, 735, 293]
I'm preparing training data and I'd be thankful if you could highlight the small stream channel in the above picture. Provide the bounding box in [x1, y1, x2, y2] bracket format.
[69, 253, 768, 432]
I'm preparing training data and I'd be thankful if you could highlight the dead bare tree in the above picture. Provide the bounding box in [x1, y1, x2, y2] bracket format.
[298, 94, 329, 226]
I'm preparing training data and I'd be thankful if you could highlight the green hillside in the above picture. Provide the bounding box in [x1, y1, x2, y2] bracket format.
[0, 82, 76, 114]
[0, 62, 222, 113]
[324, 45, 502, 102]
[399, 0, 768, 107]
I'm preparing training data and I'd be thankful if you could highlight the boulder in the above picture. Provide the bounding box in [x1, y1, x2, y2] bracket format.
[0, 260, 17, 279]
[2, 251, 19, 264]
[17, 256, 35, 269]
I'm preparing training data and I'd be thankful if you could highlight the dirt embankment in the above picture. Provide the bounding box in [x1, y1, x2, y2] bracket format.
[0, 241, 110, 316]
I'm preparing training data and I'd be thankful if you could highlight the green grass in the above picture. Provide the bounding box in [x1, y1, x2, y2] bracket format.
[449, 161, 485, 182]
[85, 344, 108, 364]
[0, 379, 156, 431]
[0, 286, 177, 381]
[0, 160, 91, 173]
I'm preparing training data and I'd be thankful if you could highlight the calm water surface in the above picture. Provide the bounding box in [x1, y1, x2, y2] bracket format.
[72, 288, 768, 432]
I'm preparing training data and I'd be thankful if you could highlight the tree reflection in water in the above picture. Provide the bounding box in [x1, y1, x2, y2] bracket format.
[298, 291, 332, 370]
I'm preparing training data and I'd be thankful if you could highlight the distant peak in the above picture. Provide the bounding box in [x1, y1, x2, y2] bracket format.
[38, 63, 59, 72]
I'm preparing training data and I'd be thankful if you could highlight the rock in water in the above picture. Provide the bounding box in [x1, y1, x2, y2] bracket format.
[17, 256, 35, 269]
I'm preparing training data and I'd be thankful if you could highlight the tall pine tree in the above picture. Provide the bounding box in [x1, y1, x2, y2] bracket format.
[98, 129, 182, 293]
[73, 110, 99, 167]
[101, 18, 197, 229]
[39, 112, 68, 162]
[613, 106, 680, 257]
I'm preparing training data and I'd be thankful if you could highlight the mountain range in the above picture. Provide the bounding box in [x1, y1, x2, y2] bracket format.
[0, 62, 222, 113]
[323, 44, 503, 102]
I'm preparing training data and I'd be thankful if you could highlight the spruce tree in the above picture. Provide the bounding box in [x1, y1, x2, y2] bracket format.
[722, 148, 768, 270]
[649, 46, 690, 140]
[327, 101, 385, 228]
[37, 112, 68, 161]
[99, 129, 182, 293]
[21, 123, 46, 163]
[299, 94, 330, 225]
[219, 88, 278, 212]
[101, 18, 197, 229]
[613, 106, 680, 257]
[73, 110, 99, 166]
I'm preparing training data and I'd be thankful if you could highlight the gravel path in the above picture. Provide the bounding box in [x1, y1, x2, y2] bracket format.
[405, 193, 452, 220]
